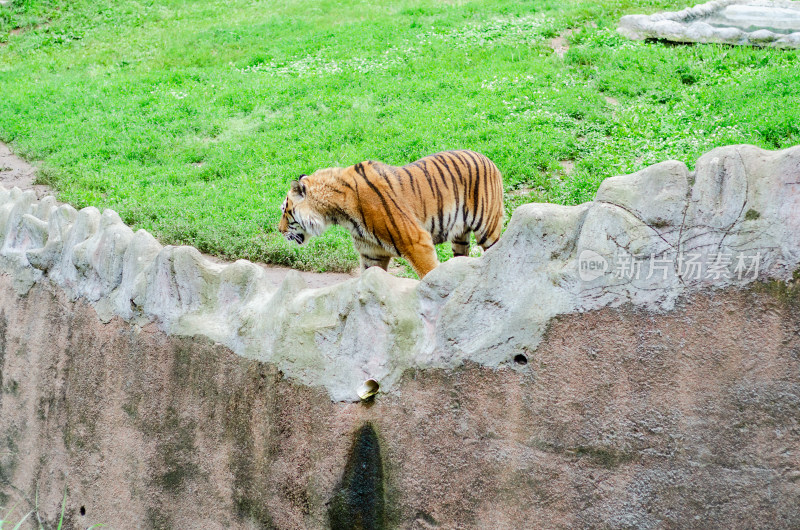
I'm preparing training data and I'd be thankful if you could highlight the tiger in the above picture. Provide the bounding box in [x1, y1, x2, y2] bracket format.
[278, 150, 504, 279]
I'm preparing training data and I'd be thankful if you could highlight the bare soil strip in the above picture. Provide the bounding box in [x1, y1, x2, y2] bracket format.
[0, 142, 50, 197]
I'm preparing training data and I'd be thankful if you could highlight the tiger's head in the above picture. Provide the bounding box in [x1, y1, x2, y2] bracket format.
[278, 174, 326, 245]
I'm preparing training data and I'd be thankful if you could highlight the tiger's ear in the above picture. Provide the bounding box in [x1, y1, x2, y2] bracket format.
[289, 179, 307, 201]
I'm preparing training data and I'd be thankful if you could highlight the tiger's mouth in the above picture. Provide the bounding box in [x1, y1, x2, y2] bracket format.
[285, 232, 305, 245]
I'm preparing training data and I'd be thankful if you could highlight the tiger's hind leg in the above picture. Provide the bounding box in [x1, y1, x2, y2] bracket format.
[451, 232, 471, 257]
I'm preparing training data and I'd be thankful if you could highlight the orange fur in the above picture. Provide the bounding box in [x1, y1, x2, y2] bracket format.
[278, 150, 504, 278]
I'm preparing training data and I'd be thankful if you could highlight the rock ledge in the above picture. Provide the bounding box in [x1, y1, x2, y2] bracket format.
[1, 145, 798, 400]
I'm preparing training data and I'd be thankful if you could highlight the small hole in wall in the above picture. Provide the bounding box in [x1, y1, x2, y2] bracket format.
[80, 506, 86, 516]
[357, 379, 380, 401]
[514, 354, 528, 366]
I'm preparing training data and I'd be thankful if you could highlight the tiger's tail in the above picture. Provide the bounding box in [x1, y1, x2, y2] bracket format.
[475, 212, 503, 251]
[474, 154, 504, 252]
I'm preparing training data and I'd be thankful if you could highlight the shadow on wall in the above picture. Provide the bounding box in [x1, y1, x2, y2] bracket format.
[328, 422, 386, 530]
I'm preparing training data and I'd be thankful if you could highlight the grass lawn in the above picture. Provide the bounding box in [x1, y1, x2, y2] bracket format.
[0, 0, 798, 274]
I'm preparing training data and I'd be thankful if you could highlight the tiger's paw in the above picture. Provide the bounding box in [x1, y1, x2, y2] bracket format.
[469, 246, 483, 258]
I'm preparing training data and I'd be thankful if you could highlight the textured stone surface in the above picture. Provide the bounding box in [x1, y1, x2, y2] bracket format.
[619, 0, 800, 48]
[1, 273, 799, 528]
[0, 144, 799, 401]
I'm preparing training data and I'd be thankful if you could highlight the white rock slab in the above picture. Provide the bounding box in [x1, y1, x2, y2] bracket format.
[619, 0, 800, 48]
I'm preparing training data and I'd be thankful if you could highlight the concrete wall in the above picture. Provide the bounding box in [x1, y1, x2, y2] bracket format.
[1, 275, 799, 528]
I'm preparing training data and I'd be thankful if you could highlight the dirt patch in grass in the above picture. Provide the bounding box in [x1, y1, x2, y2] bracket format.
[1, 25, 41, 46]
[558, 159, 575, 175]
[202, 253, 354, 289]
[549, 29, 574, 58]
[0, 142, 51, 198]
[506, 186, 536, 197]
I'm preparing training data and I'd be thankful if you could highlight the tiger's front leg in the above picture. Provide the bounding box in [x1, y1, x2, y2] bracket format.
[357, 242, 392, 272]
[400, 232, 438, 279]
[360, 254, 391, 272]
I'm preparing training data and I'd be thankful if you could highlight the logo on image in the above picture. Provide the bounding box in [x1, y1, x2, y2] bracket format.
[578, 249, 609, 282]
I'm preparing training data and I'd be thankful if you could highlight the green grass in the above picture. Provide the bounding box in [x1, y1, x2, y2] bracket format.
[0, 0, 798, 273]
[0, 505, 32, 530]
[0, 488, 104, 529]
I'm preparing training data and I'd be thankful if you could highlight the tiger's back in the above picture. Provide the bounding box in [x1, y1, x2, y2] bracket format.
[279, 150, 504, 278]
[383, 150, 504, 250]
